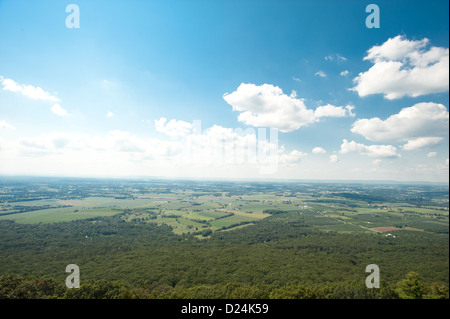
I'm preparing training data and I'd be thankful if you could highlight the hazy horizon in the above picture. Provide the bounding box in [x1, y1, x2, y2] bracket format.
[1, 173, 448, 186]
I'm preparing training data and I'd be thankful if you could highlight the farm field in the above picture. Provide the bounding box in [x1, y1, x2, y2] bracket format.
[1, 178, 448, 236]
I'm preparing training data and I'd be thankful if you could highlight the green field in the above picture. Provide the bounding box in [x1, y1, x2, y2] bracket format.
[0, 196, 157, 224]
[0, 181, 448, 238]
[1, 195, 448, 235]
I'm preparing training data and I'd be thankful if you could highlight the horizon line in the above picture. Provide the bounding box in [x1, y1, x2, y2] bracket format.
[0, 174, 448, 186]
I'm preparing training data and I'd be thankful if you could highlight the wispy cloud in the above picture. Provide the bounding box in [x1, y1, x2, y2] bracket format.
[340, 139, 400, 158]
[325, 54, 347, 62]
[402, 137, 444, 150]
[314, 71, 327, 78]
[329, 154, 339, 163]
[1, 76, 70, 117]
[372, 159, 382, 167]
[1, 76, 61, 102]
[0, 120, 16, 130]
[155, 117, 193, 137]
[51, 104, 69, 117]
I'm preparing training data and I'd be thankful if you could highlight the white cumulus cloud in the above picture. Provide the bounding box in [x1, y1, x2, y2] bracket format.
[223, 83, 355, 132]
[351, 102, 449, 144]
[351, 35, 449, 99]
[312, 147, 327, 154]
[314, 104, 355, 118]
[223, 83, 314, 132]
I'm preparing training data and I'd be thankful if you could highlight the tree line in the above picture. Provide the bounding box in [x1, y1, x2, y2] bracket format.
[0, 271, 447, 299]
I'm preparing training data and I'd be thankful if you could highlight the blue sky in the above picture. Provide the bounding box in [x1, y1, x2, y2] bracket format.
[0, 0, 449, 181]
